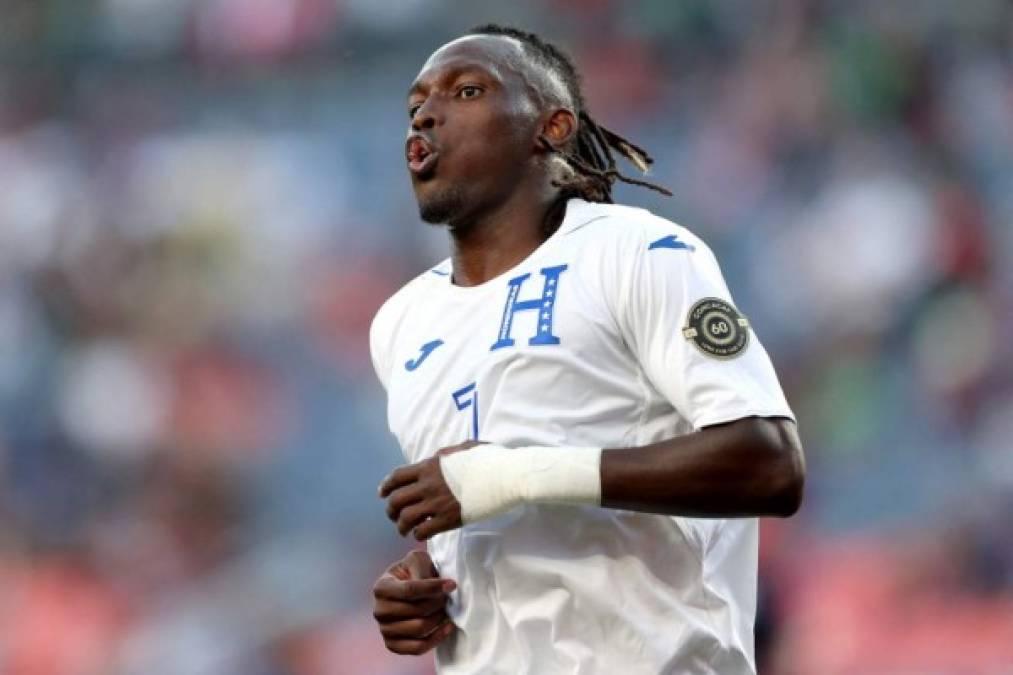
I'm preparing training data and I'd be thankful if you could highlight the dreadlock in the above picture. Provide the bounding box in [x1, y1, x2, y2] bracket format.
[468, 24, 672, 204]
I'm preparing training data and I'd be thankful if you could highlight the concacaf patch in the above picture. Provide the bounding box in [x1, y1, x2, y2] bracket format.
[682, 297, 750, 359]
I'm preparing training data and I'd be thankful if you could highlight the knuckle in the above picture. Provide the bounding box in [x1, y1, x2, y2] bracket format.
[402, 504, 424, 526]
[381, 625, 405, 640]
[402, 618, 425, 634]
[421, 599, 446, 615]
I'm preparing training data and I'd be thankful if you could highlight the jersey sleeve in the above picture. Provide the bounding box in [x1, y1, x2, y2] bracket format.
[613, 222, 795, 429]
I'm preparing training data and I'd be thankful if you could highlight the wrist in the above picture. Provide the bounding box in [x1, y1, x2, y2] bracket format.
[439, 444, 602, 524]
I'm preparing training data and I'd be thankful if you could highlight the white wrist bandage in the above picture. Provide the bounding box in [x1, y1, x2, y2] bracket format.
[439, 444, 602, 524]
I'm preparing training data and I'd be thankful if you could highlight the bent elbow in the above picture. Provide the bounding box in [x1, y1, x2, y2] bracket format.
[770, 454, 805, 517]
[751, 417, 806, 517]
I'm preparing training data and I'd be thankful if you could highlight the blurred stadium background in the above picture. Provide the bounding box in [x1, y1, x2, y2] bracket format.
[0, 0, 1011, 673]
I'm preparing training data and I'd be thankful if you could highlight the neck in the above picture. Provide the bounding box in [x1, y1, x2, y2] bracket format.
[448, 189, 566, 287]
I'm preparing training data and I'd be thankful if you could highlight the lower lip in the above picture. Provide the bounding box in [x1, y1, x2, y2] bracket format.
[409, 152, 439, 177]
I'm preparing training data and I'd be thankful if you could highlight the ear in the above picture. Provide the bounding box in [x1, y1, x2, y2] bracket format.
[537, 108, 578, 151]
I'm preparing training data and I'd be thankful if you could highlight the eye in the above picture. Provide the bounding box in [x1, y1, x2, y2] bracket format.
[408, 103, 422, 119]
[458, 85, 482, 99]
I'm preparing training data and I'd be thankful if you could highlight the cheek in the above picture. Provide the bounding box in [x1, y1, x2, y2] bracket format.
[452, 109, 533, 176]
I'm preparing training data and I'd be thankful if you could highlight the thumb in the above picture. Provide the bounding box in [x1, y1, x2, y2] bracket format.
[404, 549, 438, 580]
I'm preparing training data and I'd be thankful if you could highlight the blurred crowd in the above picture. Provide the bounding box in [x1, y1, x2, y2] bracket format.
[0, 0, 1011, 673]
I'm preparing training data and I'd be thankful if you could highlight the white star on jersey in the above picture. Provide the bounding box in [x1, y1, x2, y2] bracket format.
[370, 198, 795, 674]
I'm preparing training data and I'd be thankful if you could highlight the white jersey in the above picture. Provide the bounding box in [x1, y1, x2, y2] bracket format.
[369, 198, 794, 675]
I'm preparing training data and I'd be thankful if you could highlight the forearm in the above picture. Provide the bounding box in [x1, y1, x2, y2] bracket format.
[602, 416, 805, 518]
[434, 416, 805, 528]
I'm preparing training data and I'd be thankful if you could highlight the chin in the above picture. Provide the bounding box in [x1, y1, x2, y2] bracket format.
[416, 182, 468, 225]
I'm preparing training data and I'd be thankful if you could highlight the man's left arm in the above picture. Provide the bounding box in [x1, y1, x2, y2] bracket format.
[379, 415, 803, 540]
[601, 415, 804, 518]
[595, 223, 805, 518]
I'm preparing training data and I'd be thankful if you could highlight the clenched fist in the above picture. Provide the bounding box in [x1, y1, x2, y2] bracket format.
[372, 549, 457, 655]
[379, 440, 482, 540]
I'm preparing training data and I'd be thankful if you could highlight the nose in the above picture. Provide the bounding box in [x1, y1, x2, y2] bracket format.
[411, 97, 440, 131]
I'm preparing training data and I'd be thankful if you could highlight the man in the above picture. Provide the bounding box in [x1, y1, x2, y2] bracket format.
[369, 24, 804, 675]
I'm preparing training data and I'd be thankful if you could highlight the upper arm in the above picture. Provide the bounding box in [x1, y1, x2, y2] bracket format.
[612, 221, 795, 430]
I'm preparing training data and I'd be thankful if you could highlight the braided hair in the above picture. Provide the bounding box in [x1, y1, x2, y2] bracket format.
[468, 24, 672, 204]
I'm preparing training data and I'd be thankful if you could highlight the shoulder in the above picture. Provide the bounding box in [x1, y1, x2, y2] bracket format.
[560, 199, 712, 263]
[371, 260, 447, 338]
[369, 260, 448, 386]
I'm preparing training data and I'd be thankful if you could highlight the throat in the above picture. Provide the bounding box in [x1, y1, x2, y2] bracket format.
[448, 197, 568, 287]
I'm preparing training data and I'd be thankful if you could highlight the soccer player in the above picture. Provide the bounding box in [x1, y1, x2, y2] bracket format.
[369, 25, 805, 675]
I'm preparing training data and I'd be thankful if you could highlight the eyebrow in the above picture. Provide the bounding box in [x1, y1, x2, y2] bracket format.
[407, 62, 500, 99]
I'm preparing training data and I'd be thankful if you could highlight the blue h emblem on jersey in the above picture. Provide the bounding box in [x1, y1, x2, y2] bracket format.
[490, 264, 568, 351]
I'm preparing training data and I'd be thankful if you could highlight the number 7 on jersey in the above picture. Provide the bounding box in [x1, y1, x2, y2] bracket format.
[452, 382, 479, 440]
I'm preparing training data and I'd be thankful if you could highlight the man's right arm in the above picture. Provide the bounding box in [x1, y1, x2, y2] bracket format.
[372, 549, 457, 655]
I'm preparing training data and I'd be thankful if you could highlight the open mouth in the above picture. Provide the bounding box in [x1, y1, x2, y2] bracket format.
[406, 135, 439, 178]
